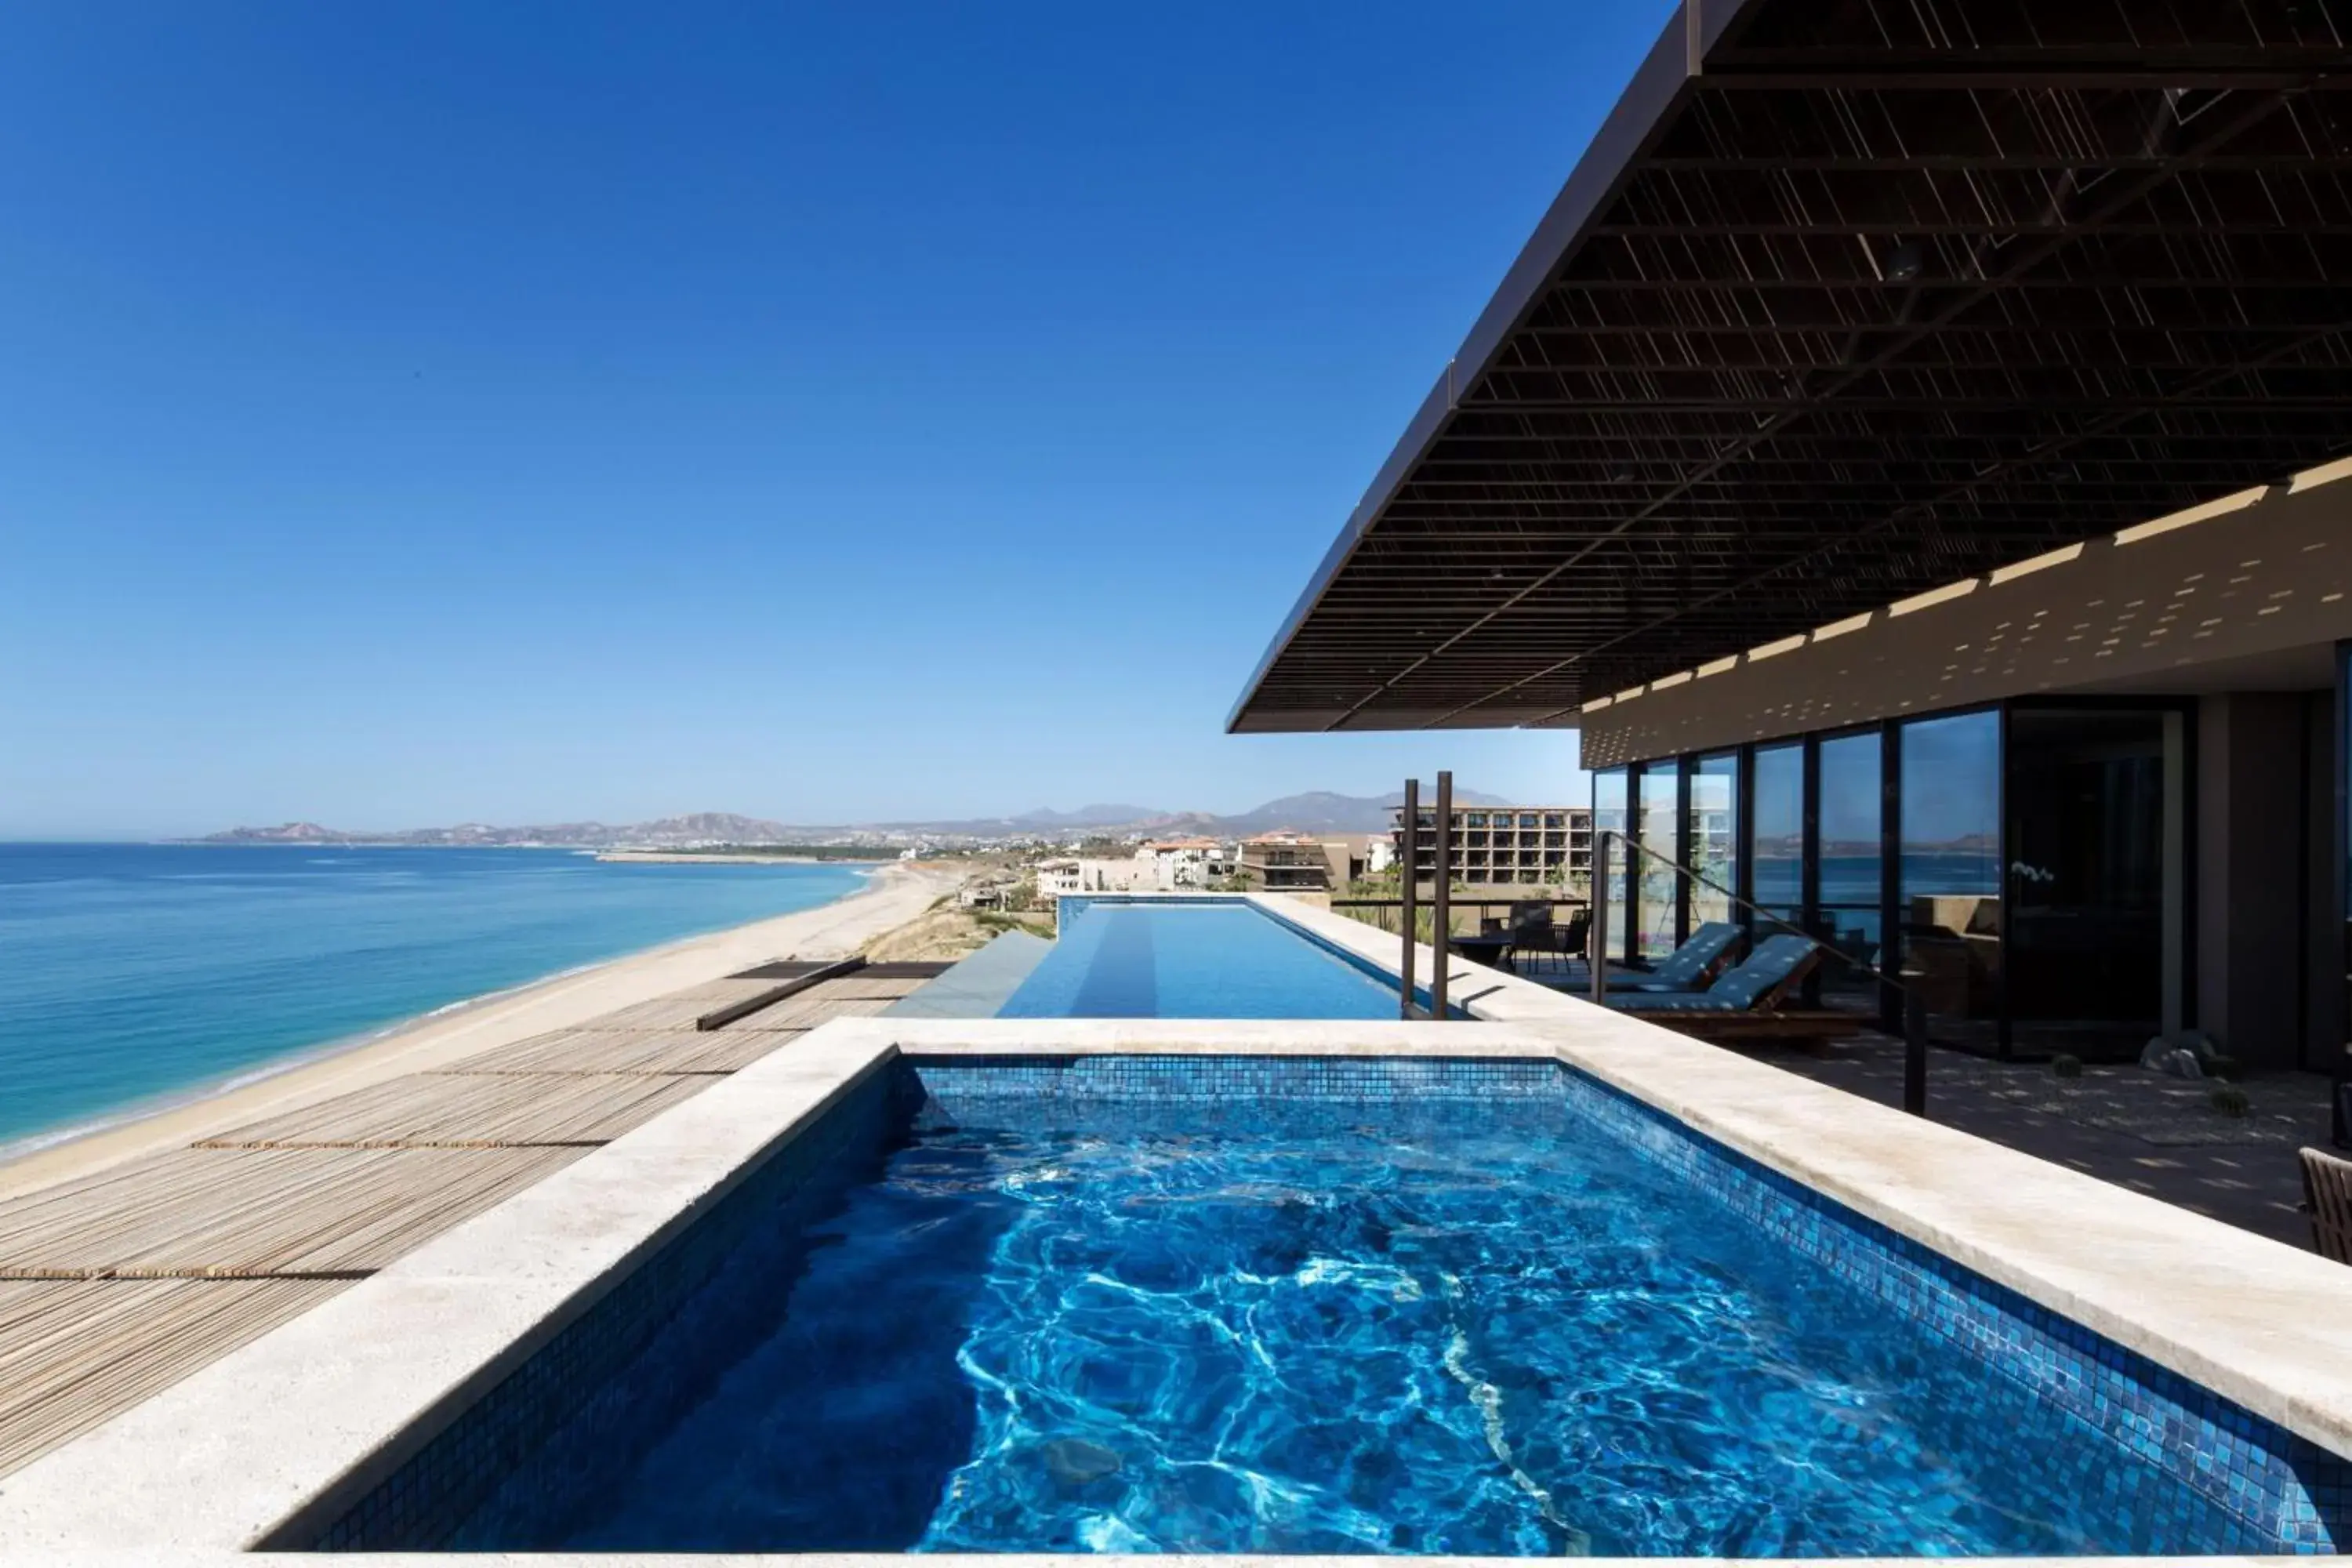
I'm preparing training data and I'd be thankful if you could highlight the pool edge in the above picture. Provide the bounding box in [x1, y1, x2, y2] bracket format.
[0, 1013, 2347, 1559]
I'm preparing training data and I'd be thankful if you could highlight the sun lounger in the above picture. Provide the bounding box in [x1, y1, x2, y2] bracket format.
[1606, 921, 1742, 993]
[1566, 920, 1743, 990]
[1610, 935, 1823, 1014]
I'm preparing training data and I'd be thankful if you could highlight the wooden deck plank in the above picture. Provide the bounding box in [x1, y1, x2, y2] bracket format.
[793, 976, 930, 1001]
[446, 1026, 808, 1075]
[193, 1073, 713, 1149]
[0, 1278, 348, 1475]
[573, 980, 787, 1032]
[0, 958, 941, 1476]
[720, 994, 895, 1030]
[0, 1146, 586, 1278]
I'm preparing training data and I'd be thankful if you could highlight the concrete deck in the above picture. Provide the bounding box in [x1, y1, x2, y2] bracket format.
[1728, 1035, 2332, 1250]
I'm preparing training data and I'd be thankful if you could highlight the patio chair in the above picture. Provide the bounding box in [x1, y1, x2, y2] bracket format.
[1609, 934, 1824, 1014]
[1503, 902, 1563, 975]
[2302, 1145, 2352, 1264]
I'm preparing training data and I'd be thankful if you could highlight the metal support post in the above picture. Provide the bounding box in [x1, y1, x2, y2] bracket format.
[1432, 771, 1453, 1020]
[1902, 969, 1929, 1118]
[1399, 779, 1419, 1021]
[1591, 832, 1611, 1007]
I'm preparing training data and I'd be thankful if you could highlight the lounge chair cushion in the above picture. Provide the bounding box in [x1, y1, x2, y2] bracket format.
[1610, 935, 1819, 1014]
[1612, 921, 1740, 992]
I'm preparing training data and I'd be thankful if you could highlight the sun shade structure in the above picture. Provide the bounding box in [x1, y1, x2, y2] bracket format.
[1228, 0, 2352, 734]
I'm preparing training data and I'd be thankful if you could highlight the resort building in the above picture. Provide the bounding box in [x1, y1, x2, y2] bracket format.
[1226, 0, 2352, 1137]
[1234, 831, 1386, 893]
[1392, 804, 1592, 891]
[1138, 836, 1231, 891]
[1235, 832, 1339, 893]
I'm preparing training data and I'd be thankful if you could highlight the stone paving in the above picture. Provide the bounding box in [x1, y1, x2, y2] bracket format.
[1730, 1032, 2334, 1250]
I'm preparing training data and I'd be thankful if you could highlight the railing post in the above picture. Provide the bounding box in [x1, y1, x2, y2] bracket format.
[1399, 779, 1419, 1020]
[1902, 966, 1929, 1117]
[1590, 832, 1611, 1007]
[1432, 771, 1453, 1021]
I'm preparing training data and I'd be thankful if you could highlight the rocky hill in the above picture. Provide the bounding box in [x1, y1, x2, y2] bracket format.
[201, 786, 1529, 848]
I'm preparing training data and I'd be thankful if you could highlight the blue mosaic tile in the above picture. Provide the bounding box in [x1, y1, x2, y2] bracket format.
[307, 1053, 2351, 1555]
[301, 1065, 899, 1552]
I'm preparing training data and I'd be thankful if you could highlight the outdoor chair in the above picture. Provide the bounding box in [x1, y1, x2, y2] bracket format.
[1551, 908, 1591, 971]
[1503, 902, 1560, 974]
[2301, 1145, 2352, 1264]
[1609, 934, 1824, 1014]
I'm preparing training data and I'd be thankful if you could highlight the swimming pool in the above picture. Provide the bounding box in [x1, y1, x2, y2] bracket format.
[997, 898, 1410, 1019]
[314, 1056, 2350, 1556]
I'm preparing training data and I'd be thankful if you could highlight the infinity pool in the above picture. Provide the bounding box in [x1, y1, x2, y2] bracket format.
[401, 1060, 2327, 1557]
[998, 899, 1406, 1019]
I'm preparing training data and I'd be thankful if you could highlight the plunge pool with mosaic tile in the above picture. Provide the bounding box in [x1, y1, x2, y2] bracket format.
[306, 1056, 2351, 1556]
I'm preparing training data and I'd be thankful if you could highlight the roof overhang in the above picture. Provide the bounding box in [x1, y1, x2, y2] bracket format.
[1229, 0, 2352, 735]
[1583, 453, 2352, 764]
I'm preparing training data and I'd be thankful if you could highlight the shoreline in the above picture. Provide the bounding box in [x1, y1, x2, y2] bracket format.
[592, 850, 890, 866]
[0, 860, 960, 1203]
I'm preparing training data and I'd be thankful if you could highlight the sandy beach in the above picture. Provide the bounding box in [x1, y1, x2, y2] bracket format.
[593, 850, 883, 865]
[0, 861, 960, 1203]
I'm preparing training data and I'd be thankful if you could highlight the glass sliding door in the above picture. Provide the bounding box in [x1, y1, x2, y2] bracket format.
[1751, 741, 1804, 931]
[1817, 731, 1882, 1000]
[1638, 765, 1680, 958]
[1900, 710, 2003, 1046]
[1593, 768, 1629, 964]
[1690, 752, 1738, 931]
[2004, 707, 2170, 1058]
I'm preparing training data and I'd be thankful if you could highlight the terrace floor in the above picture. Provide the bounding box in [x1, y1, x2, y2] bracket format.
[1727, 1031, 2333, 1252]
[0, 959, 953, 1478]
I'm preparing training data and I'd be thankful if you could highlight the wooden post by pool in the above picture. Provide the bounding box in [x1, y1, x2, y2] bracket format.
[1432, 771, 1453, 1020]
[1399, 778, 1418, 1019]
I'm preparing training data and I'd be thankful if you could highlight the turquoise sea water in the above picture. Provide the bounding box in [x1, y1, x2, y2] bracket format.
[0, 844, 872, 1149]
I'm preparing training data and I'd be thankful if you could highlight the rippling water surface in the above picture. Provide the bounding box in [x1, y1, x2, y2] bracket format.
[524, 1099, 2201, 1556]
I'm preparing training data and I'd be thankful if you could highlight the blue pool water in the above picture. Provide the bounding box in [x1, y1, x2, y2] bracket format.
[0, 844, 870, 1148]
[998, 900, 1403, 1019]
[437, 1073, 2270, 1557]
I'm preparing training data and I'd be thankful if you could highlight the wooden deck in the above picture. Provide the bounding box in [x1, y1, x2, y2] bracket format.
[0, 966, 936, 1476]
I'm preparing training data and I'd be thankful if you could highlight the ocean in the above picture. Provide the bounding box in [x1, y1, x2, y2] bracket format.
[0, 844, 874, 1152]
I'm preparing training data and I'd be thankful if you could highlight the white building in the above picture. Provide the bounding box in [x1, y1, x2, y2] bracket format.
[1140, 837, 1224, 891]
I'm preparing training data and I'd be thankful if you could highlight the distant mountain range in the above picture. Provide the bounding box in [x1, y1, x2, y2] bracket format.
[200, 788, 1523, 849]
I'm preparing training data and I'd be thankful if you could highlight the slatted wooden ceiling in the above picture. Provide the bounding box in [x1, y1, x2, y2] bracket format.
[1229, 0, 2352, 733]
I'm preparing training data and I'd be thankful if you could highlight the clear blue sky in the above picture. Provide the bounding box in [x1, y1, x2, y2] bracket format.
[1, 2, 1672, 837]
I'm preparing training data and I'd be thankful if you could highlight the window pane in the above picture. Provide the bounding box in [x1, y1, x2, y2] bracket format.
[1593, 768, 1628, 962]
[1639, 767, 1679, 958]
[1751, 742, 1803, 921]
[1820, 731, 1883, 993]
[1900, 710, 2002, 1029]
[1691, 753, 1737, 929]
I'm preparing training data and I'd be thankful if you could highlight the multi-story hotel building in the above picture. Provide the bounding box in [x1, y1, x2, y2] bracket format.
[1389, 805, 1593, 890]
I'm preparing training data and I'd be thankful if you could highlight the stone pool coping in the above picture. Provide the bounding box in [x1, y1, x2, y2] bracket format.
[0, 971, 2348, 1555]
